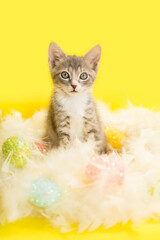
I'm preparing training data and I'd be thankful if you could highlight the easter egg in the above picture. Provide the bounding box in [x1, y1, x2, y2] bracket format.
[85, 153, 125, 185]
[2, 136, 31, 167]
[29, 178, 60, 208]
[34, 142, 47, 154]
[105, 126, 125, 149]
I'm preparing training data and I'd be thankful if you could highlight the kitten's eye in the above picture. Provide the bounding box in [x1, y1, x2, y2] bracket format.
[80, 72, 88, 80]
[61, 71, 70, 79]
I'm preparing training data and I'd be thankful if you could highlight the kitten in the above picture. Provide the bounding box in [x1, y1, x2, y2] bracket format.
[44, 42, 107, 154]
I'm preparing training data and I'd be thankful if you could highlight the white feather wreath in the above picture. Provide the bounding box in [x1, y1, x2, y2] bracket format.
[1, 102, 160, 232]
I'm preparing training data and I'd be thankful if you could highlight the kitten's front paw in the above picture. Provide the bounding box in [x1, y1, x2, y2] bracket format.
[95, 143, 107, 155]
[59, 133, 71, 148]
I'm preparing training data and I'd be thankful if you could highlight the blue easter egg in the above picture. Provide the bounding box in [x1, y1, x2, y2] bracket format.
[29, 178, 60, 208]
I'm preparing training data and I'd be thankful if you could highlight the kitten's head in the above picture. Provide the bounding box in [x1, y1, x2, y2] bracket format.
[48, 42, 101, 96]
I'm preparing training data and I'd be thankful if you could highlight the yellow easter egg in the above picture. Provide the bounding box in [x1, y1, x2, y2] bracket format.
[105, 126, 125, 149]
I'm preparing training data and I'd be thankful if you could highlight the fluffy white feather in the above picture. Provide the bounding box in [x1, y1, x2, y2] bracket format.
[1, 102, 160, 232]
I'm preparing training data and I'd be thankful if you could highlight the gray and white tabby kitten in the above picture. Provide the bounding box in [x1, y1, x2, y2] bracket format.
[44, 42, 107, 154]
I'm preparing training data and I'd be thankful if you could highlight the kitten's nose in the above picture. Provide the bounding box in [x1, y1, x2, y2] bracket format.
[71, 84, 77, 90]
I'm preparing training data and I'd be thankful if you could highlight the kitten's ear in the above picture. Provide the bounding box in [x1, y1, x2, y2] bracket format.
[84, 45, 101, 71]
[48, 42, 66, 68]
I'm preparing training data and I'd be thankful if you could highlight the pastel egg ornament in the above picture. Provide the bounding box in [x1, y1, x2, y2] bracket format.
[105, 126, 125, 149]
[34, 141, 47, 154]
[85, 153, 125, 186]
[2, 136, 31, 167]
[29, 178, 60, 208]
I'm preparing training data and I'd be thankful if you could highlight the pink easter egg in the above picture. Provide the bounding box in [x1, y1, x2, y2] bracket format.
[85, 153, 125, 185]
[34, 142, 47, 154]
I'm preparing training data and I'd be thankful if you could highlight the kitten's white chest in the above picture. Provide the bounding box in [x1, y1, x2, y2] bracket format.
[59, 93, 88, 140]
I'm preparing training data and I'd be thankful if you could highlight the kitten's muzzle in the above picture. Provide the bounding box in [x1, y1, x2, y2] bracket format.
[70, 90, 78, 93]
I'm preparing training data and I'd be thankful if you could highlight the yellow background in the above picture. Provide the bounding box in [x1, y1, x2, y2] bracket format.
[0, 0, 160, 239]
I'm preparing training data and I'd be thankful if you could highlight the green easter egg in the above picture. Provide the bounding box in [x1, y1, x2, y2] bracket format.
[2, 136, 31, 167]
